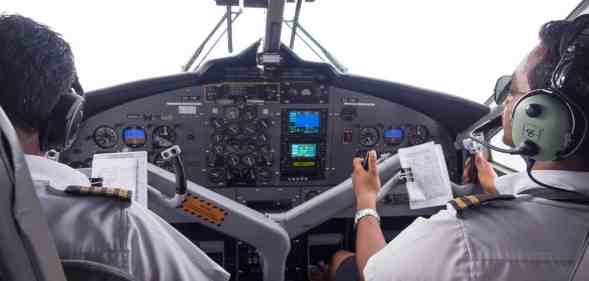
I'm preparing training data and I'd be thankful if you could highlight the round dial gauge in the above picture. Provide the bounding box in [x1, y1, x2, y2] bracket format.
[359, 127, 380, 147]
[93, 126, 118, 149]
[224, 106, 240, 121]
[406, 125, 430, 145]
[122, 126, 146, 148]
[152, 126, 176, 148]
[243, 106, 257, 121]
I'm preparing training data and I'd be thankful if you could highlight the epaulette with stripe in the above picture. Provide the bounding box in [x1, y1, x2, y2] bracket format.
[448, 193, 515, 217]
[64, 185, 132, 202]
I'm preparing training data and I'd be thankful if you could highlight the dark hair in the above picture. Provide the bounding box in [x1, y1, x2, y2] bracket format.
[0, 14, 76, 131]
[530, 15, 589, 159]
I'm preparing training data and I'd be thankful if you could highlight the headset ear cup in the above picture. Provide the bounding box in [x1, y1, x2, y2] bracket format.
[511, 90, 574, 161]
[45, 91, 85, 151]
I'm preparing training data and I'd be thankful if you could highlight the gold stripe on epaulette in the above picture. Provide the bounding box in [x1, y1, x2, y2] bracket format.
[466, 195, 481, 205]
[454, 198, 467, 209]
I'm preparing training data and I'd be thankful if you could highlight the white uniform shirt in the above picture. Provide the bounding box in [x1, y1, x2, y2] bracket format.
[26, 155, 230, 281]
[364, 170, 589, 281]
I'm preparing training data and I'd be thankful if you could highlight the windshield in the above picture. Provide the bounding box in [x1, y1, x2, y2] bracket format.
[3, 1, 579, 103]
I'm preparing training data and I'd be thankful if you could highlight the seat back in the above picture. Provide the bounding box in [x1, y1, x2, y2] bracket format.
[0, 106, 67, 281]
[569, 232, 589, 281]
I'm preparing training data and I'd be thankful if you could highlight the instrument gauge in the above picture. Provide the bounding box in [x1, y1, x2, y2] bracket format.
[243, 106, 257, 121]
[93, 126, 118, 149]
[224, 106, 240, 121]
[152, 126, 176, 148]
[122, 126, 146, 148]
[383, 127, 404, 145]
[406, 125, 430, 145]
[359, 127, 380, 147]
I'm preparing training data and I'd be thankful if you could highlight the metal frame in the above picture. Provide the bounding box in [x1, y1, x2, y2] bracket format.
[147, 155, 401, 281]
[288, 0, 304, 49]
[147, 164, 290, 281]
[182, 8, 242, 72]
[264, 0, 287, 52]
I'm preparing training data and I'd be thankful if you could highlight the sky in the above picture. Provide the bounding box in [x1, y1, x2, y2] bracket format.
[1, 1, 581, 103]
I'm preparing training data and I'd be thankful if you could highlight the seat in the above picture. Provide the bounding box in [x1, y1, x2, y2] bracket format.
[0, 105, 134, 281]
[569, 232, 589, 281]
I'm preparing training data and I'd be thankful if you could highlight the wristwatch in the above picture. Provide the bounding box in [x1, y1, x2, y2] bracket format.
[354, 208, 380, 228]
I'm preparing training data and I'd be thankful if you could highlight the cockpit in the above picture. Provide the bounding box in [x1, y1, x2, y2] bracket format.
[5, 1, 589, 281]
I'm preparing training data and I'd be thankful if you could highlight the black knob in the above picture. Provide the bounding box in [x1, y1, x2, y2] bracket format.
[226, 123, 241, 136]
[227, 154, 241, 167]
[258, 134, 270, 143]
[258, 119, 271, 129]
[257, 168, 273, 180]
[526, 103, 543, 118]
[243, 124, 258, 136]
[207, 153, 223, 167]
[208, 168, 225, 183]
[242, 154, 257, 167]
[211, 134, 224, 144]
[246, 169, 257, 181]
[210, 118, 224, 129]
[213, 145, 224, 154]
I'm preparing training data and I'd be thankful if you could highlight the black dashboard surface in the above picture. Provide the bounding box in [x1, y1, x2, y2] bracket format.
[64, 41, 488, 213]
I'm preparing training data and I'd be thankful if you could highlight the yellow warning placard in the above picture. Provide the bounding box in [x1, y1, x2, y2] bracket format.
[182, 194, 227, 226]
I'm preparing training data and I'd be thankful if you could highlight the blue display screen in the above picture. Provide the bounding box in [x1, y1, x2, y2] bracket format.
[123, 127, 146, 146]
[291, 144, 317, 158]
[288, 111, 320, 135]
[384, 129, 403, 138]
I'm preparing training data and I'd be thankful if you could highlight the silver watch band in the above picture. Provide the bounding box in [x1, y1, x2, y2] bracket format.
[354, 208, 380, 228]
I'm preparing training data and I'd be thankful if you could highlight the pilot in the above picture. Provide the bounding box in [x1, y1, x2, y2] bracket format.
[326, 15, 589, 281]
[0, 14, 229, 281]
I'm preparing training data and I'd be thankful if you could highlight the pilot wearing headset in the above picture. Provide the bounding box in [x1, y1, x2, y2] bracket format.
[0, 14, 229, 281]
[326, 15, 589, 281]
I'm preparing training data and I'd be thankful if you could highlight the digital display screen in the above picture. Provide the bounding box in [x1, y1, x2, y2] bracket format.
[291, 144, 317, 158]
[384, 129, 403, 138]
[123, 127, 146, 147]
[383, 128, 404, 145]
[288, 111, 320, 135]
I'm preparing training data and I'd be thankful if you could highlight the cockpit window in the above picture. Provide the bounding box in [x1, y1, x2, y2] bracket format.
[4, 1, 578, 102]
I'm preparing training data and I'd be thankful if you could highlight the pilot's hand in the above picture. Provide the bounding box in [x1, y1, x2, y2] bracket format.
[353, 150, 381, 210]
[463, 152, 497, 194]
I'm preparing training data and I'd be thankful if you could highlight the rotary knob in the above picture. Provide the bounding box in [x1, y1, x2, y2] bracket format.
[208, 168, 225, 183]
[212, 145, 224, 154]
[210, 118, 224, 129]
[227, 154, 241, 167]
[258, 133, 270, 143]
[243, 106, 257, 121]
[226, 123, 241, 136]
[243, 124, 258, 136]
[207, 153, 223, 167]
[258, 119, 272, 130]
[242, 154, 257, 167]
[211, 134, 224, 144]
[257, 168, 273, 181]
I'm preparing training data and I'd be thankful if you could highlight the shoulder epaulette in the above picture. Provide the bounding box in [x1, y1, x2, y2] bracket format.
[64, 185, 132, 202]
[448, 193, 516, 216]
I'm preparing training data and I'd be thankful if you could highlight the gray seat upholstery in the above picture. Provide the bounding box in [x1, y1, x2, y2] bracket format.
[0, 105, 135, 281]
[569, 232, 589, 281]
[0, 105, 66, 281]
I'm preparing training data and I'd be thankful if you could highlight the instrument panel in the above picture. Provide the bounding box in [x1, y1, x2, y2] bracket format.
[63, 81, 459, 210]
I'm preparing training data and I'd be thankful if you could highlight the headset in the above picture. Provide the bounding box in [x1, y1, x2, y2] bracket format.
[475, 16, 589, 162]
[39, 78, 86, 152]
[509, 16, 589, 162]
